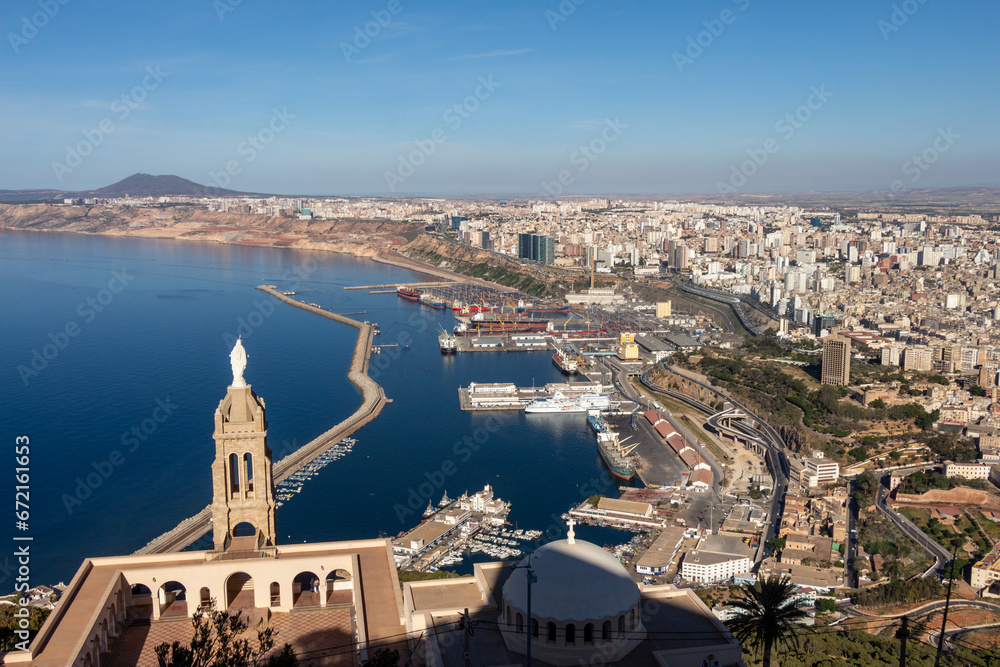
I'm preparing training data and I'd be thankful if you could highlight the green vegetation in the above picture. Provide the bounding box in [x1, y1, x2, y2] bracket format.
[586, 494, 604, 507]
[0, 605, 50, 652]
[897, 470, 954, 495]
[727, 575, 808, 667]
[815, 598, 837, 613]
[852, 578, 945, 608]
[971, 385, 987, 397]
[362, 648, 400, 667]
[853, 473, 932, 578]
[898, 507, 991, 560]
[396, 569, 467, 584]
[769, 537, 786, 551]
[154, 604, 298, 667]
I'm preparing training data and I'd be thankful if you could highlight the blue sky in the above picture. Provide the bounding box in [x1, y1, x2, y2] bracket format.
[1, 0, 998, 195]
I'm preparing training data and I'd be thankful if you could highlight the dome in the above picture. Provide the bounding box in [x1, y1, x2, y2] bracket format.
[502, 538, 639, 621]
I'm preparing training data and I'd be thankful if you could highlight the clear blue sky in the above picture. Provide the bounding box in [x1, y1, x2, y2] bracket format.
[2, 0, 997, 196]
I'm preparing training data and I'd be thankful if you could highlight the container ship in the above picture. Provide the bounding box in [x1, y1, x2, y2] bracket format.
[552, 348, 581, 375]
[524, 391, 611, 414]
[397, 286, 421, 301]
[419, 292, 448, 309]
[597, 431, 638, 482]
[453, 319, 552, 336]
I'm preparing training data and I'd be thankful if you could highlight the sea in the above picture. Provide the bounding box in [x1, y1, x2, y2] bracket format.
[0, 230, 632, 588]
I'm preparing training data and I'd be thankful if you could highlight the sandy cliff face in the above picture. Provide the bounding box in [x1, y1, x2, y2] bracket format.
[0, 204, 422, 258]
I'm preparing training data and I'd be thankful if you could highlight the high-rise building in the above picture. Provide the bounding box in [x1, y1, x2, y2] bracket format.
[517, 233, 555, 264]
[821, 335, 851, 386]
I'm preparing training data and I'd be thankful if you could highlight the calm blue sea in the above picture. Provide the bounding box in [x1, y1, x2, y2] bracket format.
[0, 231, 627, 587]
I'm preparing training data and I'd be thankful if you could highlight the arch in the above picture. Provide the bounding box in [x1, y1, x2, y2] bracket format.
[516, 612, 523, 634]
[325, 569, 353, 604]
[506, 605, 512, 626]
[292, 571, 320, 607]
[270, 582, 281, 607]
[602, 620, 611, 640]
[130, 583, 151, 596]
[127, 583, 153, 620]
[199, 587, 212, 611]
[618, 615, 625, 637]
[566, 623, 576, 645]
[108, 603, 117, 634]
[584, 623, 594, 643]
[225, 572, 254, 610]
[229, 452, 240, 494]
[84, 652, 92, 667]
[531, 619, 538, 638]
[92, 634, 102, 662]
[547, 622, 557, 642]
[159, 581, 188, 618]
[232, 521, 256, 538]
[630, 608, 636, 630]
[244, 452, 254, 494]
[100, 619, 109, 652]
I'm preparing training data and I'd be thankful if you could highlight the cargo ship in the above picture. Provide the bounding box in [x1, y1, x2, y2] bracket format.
[517, 299, 570, 316]
[397, 286, 421, 301]
[524, 391, 611, 414]
[453, 319, 552, 336]
[587, 413, 607, 433]
[439, 331, 457, 354]
[419, 292, 448, 309]
[552, 348, 580, 375]
[597, 431, 638, 482]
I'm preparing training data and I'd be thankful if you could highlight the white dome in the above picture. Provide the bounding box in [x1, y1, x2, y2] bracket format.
[502, 539, 639, 622]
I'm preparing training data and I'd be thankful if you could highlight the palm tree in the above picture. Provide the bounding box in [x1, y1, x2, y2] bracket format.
[727, 574, 808, 666]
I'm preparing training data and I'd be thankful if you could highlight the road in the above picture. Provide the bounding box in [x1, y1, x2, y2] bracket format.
[846, 477, 860, 588]
[874, 477, 951, 577]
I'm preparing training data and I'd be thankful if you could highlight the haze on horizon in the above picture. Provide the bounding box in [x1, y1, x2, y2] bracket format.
[2, 0, 998, 197]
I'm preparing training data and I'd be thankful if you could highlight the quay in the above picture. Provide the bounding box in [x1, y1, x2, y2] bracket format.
[133, 286, 390, 555]
[343, 281, 452, 290]
[458, 380, 609, 411]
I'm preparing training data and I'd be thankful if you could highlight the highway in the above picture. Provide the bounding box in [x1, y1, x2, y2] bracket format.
[874, 478, 951, 577]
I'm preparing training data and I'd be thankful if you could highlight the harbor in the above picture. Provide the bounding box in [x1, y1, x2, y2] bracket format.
[457, 380, 611, 411]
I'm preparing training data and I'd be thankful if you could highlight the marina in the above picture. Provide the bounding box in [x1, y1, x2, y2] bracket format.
[275, 438, 357, 506]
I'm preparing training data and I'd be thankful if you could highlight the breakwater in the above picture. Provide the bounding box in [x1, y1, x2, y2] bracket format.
[132, 286, 389, 555]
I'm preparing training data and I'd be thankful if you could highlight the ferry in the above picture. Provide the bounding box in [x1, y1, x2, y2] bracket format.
[524, 391, 611, 414]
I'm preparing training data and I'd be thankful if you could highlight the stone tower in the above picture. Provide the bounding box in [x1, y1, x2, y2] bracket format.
[211, 338, 276, 552]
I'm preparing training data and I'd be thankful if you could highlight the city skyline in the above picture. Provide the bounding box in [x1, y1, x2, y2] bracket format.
[2, 0, 998, 196]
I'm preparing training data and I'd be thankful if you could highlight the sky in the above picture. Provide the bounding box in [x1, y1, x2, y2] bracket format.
[1, 0, 998, 196]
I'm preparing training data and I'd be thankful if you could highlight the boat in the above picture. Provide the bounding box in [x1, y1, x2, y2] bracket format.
[439, 491, 452, 507]
[397, 286, 421, 301]
[423, 500, 435, 517]
[526, 304, 570, 316]
[597, 432, 638, 482]
[439, 331, 457, 354]
[552, 348, 580, 375]
[524, 391, 611, 414]
[420, 292, 448, 309]
[587, 414, 608, 433]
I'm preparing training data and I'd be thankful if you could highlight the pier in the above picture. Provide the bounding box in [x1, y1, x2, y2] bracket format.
[458, 380, 610, 411]
[133, 286, 390, 555]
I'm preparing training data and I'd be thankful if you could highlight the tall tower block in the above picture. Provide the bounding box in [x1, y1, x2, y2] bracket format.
[211, 338, 276, 552]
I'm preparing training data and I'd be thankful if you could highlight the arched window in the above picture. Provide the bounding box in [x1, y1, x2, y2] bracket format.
[584, 623, 594, 643]
[602, 620, 611, 640]
[229, 452, 240, 494]
[269, 582, 280, 607]
[516, 613, 523, 634]
[630, 608, 636, 629]
[566, 623, 576, 645]
[531, 619, 539, 638]
[244, 452, 254, 493]
[618, 615, 625, 637]
[547, 622, 557, 642]
[506, 605, 512, 625]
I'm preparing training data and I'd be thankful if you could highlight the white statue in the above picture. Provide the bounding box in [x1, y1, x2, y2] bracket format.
[566, 517, 576, 545]
[230, 337, 248, 387]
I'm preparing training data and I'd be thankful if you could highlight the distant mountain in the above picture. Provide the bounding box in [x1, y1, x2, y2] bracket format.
[86, 173, 250, 197]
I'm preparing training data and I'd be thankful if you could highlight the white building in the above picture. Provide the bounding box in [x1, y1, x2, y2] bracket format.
[681, 550, 752, 583]
[945, 461, 991, 480]
[804, 454, 840, 484]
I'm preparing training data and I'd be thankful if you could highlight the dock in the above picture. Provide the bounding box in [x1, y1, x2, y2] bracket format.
[133, 286, 390, 555]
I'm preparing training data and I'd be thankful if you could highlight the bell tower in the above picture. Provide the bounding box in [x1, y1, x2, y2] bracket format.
[211, 337, 276, 552]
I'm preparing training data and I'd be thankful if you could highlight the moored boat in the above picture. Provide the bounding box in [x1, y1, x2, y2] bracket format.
[397, 286, 421, 301]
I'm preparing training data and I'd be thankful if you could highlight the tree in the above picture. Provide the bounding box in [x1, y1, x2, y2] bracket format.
[727, 574, 808, 666]
[362, 648, 400, 666]
[816, 598, 836, 613]
[154, 601, 297, 667]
